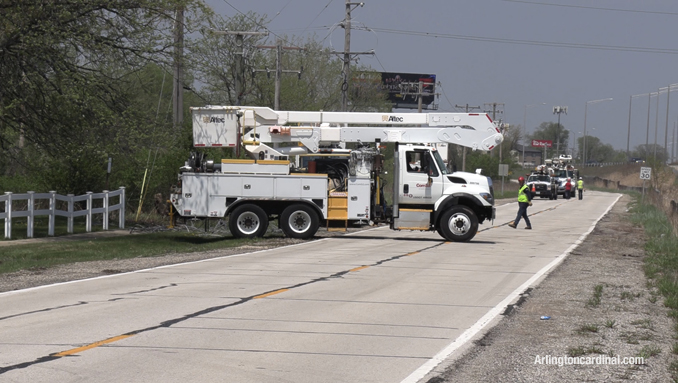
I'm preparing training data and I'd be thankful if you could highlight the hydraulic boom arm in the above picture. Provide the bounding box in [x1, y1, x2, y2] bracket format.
[191, 106, 503, 157]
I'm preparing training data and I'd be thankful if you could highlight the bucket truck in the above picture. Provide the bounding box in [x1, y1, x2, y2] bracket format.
[169, 106, 503, 242]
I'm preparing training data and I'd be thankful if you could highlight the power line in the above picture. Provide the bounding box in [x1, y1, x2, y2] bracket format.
[365, 27, 678, 55]
[221, 0, 304, 50]
[437, 82, 455, 111]
[373, 52, 387, 71]
[499, 0, 678, 16]
[301, 0, 335, 36]
[268, 0, 293, 23]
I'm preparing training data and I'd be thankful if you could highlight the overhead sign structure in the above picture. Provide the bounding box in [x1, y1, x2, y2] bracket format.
[640, 167, 652, 180]
[353, 72, 437, 109]
[531, 139, 553, 148]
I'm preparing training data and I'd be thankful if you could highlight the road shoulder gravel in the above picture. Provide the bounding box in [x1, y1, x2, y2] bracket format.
[428, 194, 674, 383]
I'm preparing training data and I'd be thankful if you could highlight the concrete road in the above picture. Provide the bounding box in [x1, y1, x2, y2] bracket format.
[0, 192, 620, 383]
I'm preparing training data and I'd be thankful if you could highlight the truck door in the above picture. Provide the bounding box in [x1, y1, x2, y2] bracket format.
[399, 149, 444, 205]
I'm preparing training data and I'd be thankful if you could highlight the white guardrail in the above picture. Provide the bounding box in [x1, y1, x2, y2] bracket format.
[0, 187, 125, 240]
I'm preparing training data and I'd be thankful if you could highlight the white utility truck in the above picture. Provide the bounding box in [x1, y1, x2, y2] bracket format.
[169, 106, 503, 242]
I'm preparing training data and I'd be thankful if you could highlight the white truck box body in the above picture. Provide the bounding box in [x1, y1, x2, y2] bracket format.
[178, 173, 328, 218]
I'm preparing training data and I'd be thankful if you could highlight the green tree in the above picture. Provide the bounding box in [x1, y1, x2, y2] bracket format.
[0, 0, 210, 196]
[633, 144, 668, 163]
[529, 122, 570, 159]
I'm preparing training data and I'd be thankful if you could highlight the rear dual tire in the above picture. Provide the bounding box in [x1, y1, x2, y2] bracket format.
[280, 204, 319, 240]
[229, 204, 269, 238]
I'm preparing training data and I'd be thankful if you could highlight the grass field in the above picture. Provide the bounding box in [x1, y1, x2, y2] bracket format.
[0, 230, 266, 275]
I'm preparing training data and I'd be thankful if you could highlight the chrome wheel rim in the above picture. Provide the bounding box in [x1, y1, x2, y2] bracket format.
[448, 212, 471, 236]
[236, 211, 260, 235]
[287, 210, 311, 234]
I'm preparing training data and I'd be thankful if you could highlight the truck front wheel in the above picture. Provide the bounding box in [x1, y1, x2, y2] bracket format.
[280, 204, 319, 239]
[438, 206, 479, 242]
[229, 204, 269, 238]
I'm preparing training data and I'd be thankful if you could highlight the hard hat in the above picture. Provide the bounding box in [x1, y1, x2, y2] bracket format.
[567, 178, 571, 181]
[579, 177, 582, 180]
[518, 176, 525, 182]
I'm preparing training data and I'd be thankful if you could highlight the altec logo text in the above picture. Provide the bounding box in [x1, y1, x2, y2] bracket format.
[382, 115, 404, 122]
[203, 116, 226, 123]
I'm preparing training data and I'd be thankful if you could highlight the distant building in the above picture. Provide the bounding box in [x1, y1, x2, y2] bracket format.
[515, 143, 543, 168]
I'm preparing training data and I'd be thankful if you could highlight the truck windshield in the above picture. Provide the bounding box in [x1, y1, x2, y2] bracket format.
[529, 175, 549, 182]
[432, 150, 448, 175]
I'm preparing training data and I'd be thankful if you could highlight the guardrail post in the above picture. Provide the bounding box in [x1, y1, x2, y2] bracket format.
[119, 187, 126, 229]
[27, 191, 35, 238]
[49, 191, 56, 236]
[67, 194, 74, 234]
[86, 192, 93, 232]
[4, 192, 12, 239]
[103, 190, 109, 231]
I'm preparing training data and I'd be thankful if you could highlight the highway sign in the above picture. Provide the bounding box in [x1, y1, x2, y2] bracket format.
[498, 164, 509, 176]
[640, 167, 651, 180]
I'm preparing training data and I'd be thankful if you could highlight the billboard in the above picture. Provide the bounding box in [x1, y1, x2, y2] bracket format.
[531, 139, 553, 148]
[381, 72, 436, 109]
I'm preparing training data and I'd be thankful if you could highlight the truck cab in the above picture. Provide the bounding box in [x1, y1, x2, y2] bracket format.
[394, 145, 495, 241]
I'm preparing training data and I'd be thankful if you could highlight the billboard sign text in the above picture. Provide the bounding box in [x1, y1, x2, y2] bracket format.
[531, 139, 553, 148]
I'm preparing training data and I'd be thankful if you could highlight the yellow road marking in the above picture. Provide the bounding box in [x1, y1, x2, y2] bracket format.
[54, 334, 133, 357]
[253, 289, 289, 299]
[406, 251, 420, 256]
[350, 265, 370, 272]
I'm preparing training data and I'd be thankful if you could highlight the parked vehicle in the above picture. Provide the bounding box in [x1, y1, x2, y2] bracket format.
[169, 106, 504, 242]
[526, 174, 552, 198]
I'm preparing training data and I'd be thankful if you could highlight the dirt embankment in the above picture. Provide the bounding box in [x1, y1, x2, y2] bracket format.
[583, 164, 678, 234]
[431, 194, 675, 383]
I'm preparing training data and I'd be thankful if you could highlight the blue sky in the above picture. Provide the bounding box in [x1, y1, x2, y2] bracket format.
[205, 0, 678, 154]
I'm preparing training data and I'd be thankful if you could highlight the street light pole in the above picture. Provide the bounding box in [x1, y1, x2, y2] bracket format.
[659, 83, 678, 163]
[553, 106, 567, 157]
[583, 98, 613, 167]
[627, 95, 632, 160]
[628, 93, 650, 162]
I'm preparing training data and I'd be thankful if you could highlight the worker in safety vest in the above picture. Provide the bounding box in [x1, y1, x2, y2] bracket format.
[509, 176, 533, 229]
[577, 177, 584, 200]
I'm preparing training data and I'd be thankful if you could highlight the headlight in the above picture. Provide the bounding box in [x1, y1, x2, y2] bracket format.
[480, 192, 493, 205]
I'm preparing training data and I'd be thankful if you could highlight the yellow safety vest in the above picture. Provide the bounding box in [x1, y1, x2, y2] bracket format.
[518, 185, 529, 203]
[577, 180, 584, 189]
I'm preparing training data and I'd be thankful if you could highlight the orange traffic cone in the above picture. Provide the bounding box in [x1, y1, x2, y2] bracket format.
[531, 185, 536, 192]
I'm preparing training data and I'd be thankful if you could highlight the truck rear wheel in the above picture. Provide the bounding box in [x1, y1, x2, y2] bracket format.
[438, 205, 478, 242]
[229, 204, 269, 238]
[280, 204, 319, 239]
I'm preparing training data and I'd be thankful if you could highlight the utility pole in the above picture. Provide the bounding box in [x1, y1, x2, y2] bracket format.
[334, 1, 372, 112]
[553, 106, 568, 158]
[456, 104, 481, 172]
[673, 122, 676, 163]
[484, 103, 504, 157]
[172, 6, 184, 127]
[209, 30, 269, 106]
[627, 95, 632, 161]
[664, 84, 676, 164]
[255, 39, 303, 110]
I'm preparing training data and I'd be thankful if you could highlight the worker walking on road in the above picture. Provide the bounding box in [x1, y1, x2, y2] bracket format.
[509, 176, 533, 230]
[577, 177, 584, 200]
